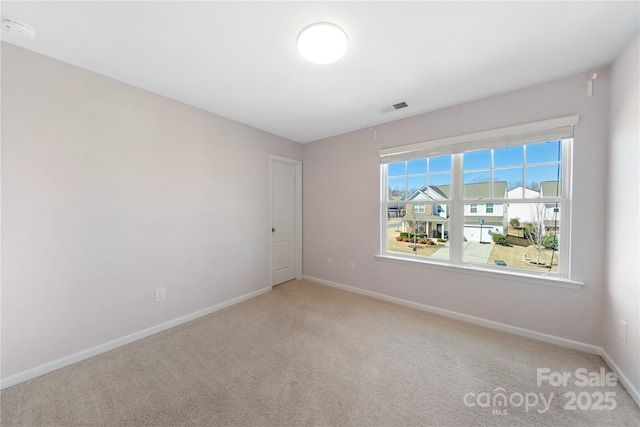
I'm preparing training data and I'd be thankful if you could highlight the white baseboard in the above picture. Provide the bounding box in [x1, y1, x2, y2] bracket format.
[303, 275, 640, 408]
[303, 275, 600, 354]
[5, 278, 639, 410]
[600, 349, 640, 408]
[1, 286, 272, 390]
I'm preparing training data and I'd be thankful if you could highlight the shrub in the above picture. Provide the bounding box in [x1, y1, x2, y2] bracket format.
[509, 217, 521, 228]
[402, 238, 409, 242]
[417, 239, 426, 244]
[492, 233, 507, 245]
[542, 234, 558, 250]
[523, 224, 535, 240]
[399, 232, 409, 239]
[395, 236, 403, 241]
[426, 240, 435, 246]
[437, 238, 446, 242]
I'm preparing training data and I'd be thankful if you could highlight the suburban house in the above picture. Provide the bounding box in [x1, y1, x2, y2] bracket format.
[387, 195, 405, 218]
[462, 181, 508, 242]
[403, 181, 508, 242]
[506, 186, 541, 224]
[505, 182, 561, 234]
[402, 185, 450, 238]
[540, 181, 562, 233]
[1, 2, 639, 425]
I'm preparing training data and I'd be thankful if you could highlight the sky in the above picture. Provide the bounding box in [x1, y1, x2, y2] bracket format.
[387, 140, 563, 199]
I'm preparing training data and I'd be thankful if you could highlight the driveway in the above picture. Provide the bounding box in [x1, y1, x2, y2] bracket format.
[430, 241, 493, 263]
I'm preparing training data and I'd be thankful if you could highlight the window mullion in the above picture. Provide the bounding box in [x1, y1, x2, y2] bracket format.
[560, 139, 573, 277]
[450, 153, 464, 264]
[381, 165, 389, 255]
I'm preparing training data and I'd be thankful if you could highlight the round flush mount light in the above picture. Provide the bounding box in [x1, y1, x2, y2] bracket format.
[297, 22, 348, 65]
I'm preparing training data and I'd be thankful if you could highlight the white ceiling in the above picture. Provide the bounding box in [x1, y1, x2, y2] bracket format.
[2, 1, 638, 143]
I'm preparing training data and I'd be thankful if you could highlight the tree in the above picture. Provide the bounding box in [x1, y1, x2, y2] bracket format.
[508, 180, 523, 191]
[509, 217, 520, 228]
[389, 186, 402, 197]
[471, 175, 491, 183]
[403, 212, 426, 251]
[527, 182, 541, 192]
[525, 203, 548, 265]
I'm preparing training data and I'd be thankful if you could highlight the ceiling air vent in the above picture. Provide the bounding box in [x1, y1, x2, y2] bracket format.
[379, 101, 408, 114]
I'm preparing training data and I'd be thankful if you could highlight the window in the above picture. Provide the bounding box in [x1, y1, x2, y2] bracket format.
[380, 115, 577, 280]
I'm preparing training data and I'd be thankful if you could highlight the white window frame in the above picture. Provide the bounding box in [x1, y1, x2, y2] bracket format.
[378, 115, 583, 289]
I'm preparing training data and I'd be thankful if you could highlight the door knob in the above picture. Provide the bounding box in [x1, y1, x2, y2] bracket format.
[272, 228, 276, 232]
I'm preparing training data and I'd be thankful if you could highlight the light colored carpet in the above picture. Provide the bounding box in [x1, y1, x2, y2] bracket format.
[1, 280, 638, 426]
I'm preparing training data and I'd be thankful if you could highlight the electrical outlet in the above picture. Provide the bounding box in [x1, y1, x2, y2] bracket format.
[620, 320, 627, 342]
[155, 288, 166, 303]
[349, 261, 355, 271]
[328, 258, 333, 266]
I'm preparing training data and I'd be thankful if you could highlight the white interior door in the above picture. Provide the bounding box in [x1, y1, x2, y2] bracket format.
[270, 157, 301, 286]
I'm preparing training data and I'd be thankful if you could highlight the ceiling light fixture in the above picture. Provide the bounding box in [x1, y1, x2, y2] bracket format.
[297, 22, 348, 65]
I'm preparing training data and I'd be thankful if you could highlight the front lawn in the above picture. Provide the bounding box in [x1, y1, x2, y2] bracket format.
[387, 237, 442, 257]
[387, 225, 443, 257]
[489, 243, 559, 272]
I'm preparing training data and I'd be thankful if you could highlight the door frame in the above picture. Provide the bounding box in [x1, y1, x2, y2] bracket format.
[269, 155, 302, 287]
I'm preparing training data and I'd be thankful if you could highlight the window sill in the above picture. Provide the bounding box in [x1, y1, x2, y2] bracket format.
[374, 254, 584, 290]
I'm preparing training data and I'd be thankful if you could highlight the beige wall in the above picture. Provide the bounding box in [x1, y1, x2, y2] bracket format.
[604, 32, 640, 400]
[303, 69, 610, 346]
[1, 43, 302, 381]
